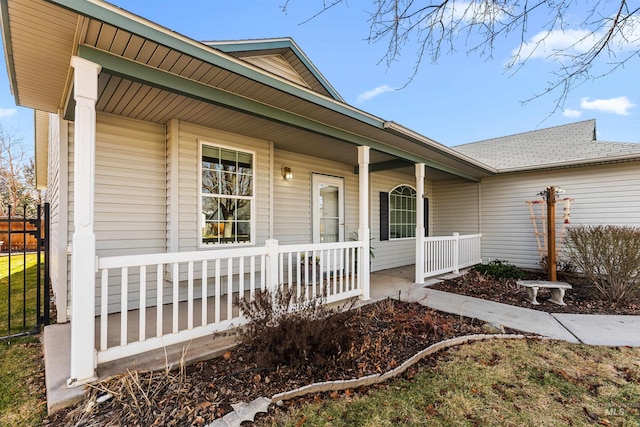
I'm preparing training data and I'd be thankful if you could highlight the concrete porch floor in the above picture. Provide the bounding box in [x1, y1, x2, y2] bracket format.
[43, 265, 421, 413]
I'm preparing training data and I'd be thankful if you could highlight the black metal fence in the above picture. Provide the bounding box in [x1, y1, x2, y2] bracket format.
[0, 203, 50, 340]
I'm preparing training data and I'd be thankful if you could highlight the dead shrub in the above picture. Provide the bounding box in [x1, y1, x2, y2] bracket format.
[236, 288, 357, 369]
[565, 225, 640, 303]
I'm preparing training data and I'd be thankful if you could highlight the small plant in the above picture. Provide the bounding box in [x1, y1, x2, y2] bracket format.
[236, 288, 357, 368]
[565, 225, 640, 303]
[474, 259, 526, 279]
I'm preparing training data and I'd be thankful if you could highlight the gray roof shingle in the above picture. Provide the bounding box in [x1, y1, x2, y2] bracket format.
[452, 119, 640, 171]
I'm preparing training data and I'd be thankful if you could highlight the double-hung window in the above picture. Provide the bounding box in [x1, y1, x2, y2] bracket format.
[200, 143, 254, 245]
[389, 185, 416, 239]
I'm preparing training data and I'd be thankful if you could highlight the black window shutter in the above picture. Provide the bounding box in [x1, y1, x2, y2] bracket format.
[424, 198, 429, 237]
[379, 192, 389, 241]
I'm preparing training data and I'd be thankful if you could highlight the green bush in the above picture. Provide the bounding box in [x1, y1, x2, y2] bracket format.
[565, 225, 640, 303]
[473, 259, 526, 279]
[236, 289, 356, 368]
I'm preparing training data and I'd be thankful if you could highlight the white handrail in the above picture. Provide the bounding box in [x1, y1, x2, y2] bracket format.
[423, 233, 482, 279]
[95, 240, 364, 364]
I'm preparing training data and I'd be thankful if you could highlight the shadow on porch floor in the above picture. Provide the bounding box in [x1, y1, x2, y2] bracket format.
[43, 265, 420, 413]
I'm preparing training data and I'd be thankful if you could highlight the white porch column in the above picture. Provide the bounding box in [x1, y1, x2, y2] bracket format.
[415, 163, 425, 285]
[68, 56, 101, 387]
[358, 146, 370, 300]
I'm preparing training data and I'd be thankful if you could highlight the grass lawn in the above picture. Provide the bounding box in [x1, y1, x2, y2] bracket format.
[0, 336, 47, 426]
[0, 253, 43, 337]
[267, 339, 640, 426]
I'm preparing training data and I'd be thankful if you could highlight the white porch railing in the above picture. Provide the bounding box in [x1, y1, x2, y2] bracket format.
[95, 240, 364, 364]
[277, 241, 362, 304]
[423, 233, 482, 279]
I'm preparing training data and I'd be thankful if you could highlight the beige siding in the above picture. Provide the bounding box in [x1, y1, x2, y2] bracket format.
[432, 179, 480, 235]
[479, 162, 640, 269]
[172, 121, 271, 251]
[273, 150, 359, 245]
[68, 114, 167, 312]
[243, 54, 311, 89]
[370, 170, 433, 272]
[47, 113, 69, 322]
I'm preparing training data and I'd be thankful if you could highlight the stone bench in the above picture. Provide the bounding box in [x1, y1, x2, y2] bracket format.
[516, 280, 572, 306]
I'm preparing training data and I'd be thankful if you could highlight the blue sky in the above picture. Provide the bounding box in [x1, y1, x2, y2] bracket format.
[0, 0, 638, 156]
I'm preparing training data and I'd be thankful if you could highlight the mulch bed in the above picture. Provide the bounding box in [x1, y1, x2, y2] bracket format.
[429, 269, 640, 315]
[43, 299, 488, 427]
[43, 270, 639, 426]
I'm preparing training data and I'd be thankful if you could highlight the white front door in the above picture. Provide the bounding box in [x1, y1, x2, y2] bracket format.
[312, 174, 345, 243]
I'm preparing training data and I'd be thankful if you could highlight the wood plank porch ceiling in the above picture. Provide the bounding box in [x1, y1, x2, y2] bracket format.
[3, 0, 494, 180]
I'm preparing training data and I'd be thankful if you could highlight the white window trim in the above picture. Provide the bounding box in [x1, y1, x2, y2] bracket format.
[198, 140, 257, 249]
[388, 184, 417, 241]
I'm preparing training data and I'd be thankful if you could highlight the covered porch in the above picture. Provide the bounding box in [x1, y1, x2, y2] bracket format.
[0, 0, 492, 402]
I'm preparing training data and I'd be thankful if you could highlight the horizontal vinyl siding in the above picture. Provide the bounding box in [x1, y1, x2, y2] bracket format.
[273, 150, 359, 245]
[68, 114, 167, 313]
[432, 179, 480, 235]
[243, 55, 310, 88]
[175, 121, 271, 251]
[480, 161, 640, 269]
[371, 171, 433, 272]
[47, 113, 68, 321]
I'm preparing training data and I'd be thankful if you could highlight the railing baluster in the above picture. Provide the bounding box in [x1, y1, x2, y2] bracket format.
[336, 249, 338, 295]
[312, 250, 318, 298]
[100, 269, 109, 351]
[295, 251, 301, 300]
[279, 253, 284, 287]
[239, 256, 245, 312]
[202, 260, 208, 327]
[338, 248, 342, 293]
[215, 259, 221, 323]
[287, 252, 292, 295]
[227, 258, 233, 321]
[303, 251, 309, 299]
[260, 255, 266, 291]
[156, 264, 163, 338]
[139, 265, 146, 342]
[187, 261, 194, 330]
[346, 247, 351, 291]
[250, 256, 256, 301]
[121, 267, 128, 346]
[172, 263, 179, 334]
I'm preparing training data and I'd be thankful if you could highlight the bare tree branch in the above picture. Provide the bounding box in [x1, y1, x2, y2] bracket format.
[291, 0, 639, 111]
[0, 125, 37, 216]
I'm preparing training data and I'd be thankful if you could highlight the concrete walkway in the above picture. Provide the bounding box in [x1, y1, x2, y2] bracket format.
[398, 269, 640, 347]
[415, 288, 581, 343]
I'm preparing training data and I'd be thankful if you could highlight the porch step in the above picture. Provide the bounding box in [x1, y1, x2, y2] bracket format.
[43, 323, 86, 414]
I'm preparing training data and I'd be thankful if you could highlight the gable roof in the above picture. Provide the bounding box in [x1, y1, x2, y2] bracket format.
[452, 119, 640, 172]
[4, 0, 494, 184]
[205, 38, 344, 102]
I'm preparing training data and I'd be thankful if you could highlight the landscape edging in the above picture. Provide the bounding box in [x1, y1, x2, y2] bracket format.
[271, 333, 540, 403]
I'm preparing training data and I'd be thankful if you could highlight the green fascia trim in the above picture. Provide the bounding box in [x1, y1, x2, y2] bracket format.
[353, 159, 413, 174]
[63, 87, 75, 121]
[48, 0, 369, 124]
[207, 38, 344, 102]
[0, 0, 18, 104]
[77, 46, 479, 181]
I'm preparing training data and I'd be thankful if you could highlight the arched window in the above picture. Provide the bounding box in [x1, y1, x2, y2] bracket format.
[389, 185, 416, 239]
